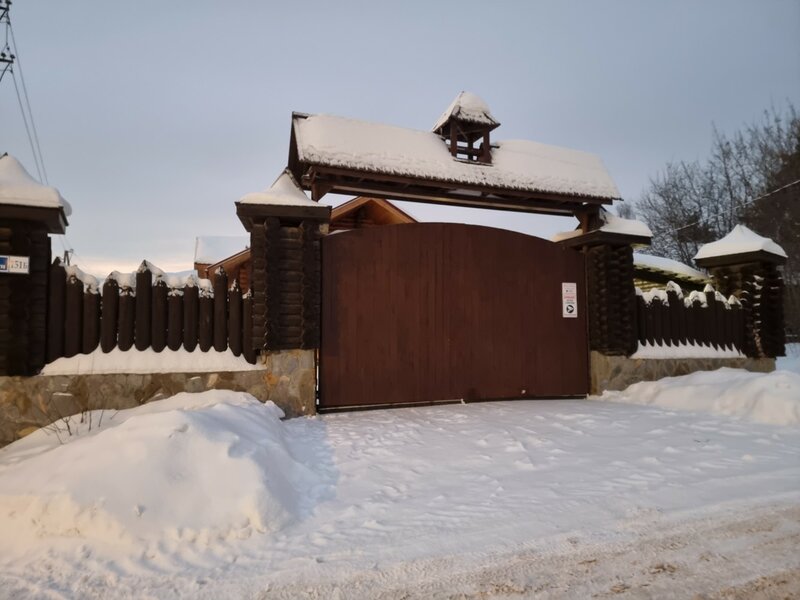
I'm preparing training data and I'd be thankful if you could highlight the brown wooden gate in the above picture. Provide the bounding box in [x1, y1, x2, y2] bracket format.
[319, 223, 588, 409]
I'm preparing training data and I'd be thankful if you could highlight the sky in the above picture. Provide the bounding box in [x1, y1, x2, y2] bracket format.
[2, 0, 799, 275]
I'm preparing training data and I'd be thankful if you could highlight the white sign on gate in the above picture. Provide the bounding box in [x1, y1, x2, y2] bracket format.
[562, 282, 577, 318]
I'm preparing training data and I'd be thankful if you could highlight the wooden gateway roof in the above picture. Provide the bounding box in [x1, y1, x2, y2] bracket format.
[287, 94, 621, 216]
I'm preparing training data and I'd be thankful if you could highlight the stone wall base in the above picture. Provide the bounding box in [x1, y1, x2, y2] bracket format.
[590, 350, 775, 395]
[0, 349, 316, 448]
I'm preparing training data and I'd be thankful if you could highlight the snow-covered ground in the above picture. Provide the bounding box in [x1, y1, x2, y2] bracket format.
[1, 353, 799, 599]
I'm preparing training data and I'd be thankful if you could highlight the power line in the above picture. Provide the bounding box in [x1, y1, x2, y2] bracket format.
[670, 178, 800, 234]
[10, 67, 43, 181]
[9, 23, 48, 183]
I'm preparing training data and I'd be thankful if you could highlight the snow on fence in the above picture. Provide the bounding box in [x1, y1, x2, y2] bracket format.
[634, 282, 744, 356]
[45, 260, 257, 365]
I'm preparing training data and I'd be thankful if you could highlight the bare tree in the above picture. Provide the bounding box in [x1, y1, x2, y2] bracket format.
[633, 104, 800, 338]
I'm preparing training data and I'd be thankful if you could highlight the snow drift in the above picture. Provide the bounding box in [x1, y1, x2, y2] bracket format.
[0, 391, 320, 556]
[594, 367, 800, 426]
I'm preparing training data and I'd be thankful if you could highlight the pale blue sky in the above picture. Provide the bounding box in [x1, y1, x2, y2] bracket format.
[2, 0, 799, 274]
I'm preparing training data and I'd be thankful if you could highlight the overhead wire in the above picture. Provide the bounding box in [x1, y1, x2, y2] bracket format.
[9, 23, 48, 183]
[10, 67, 43, 181]
[669, 178, 800, 235]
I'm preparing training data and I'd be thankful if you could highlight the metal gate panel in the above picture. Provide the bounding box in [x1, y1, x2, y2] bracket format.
[319, 223, 587, 409]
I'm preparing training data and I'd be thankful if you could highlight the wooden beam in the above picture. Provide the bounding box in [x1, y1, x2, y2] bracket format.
[306, 165, 612, 207]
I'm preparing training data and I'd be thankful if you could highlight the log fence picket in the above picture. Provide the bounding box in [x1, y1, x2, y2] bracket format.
[45, 261, 257, 365]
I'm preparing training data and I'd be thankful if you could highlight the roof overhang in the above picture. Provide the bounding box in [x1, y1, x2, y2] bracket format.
[235, 201, 331, 232]
[694, 249, 787, 269]
[0, 204, 68, 234]
[556, 229, 652, 249]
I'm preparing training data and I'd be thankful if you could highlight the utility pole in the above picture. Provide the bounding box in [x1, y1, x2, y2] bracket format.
[0, 0, 13, 83]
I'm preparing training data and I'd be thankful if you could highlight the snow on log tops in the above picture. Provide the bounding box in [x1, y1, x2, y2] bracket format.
[292, 113, 621, 200]
[694, 224, 787, 261]
[0, 153, 72, 215]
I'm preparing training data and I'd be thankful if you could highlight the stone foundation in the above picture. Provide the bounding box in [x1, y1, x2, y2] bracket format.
[0, 349, 316, 447]
[590, 350, 775, 395]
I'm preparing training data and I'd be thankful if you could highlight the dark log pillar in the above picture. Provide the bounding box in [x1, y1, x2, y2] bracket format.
[0, 220, 57, 374]
[697, 250, 787, 359]
[236, 190, 330, 354]
[559, 229, 647, 356]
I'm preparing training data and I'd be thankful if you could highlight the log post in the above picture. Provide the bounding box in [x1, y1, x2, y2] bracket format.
[557, 225, 650, 356]
[695, 232, 787, 359]
[46, 258, 66, 363]
[167, 287, 183, 352]
[235, 172, 331, 354]
[183, 282, 199, 352]
[135, 262, 152, 351]
[198, 286, 213, 352]
[151, 278, 168, 353]
[117, 282, 135, 351]
[213, 267, 228, 352]
[101, 278, 119, 353]
[82, 285, 101, 355]
[64, 272, 83, 358]
[228, 279, 242, 357]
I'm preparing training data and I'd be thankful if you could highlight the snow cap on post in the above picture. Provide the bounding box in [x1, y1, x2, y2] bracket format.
[694, 225, 787, 269]
[235, 168, 330, 231]
[553, 208, 652, 249]
[0, 153, 70, 233]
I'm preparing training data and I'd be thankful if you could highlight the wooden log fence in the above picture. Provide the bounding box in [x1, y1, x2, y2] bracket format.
[634, 282, 745, 353]
[45, 260, 257, 364]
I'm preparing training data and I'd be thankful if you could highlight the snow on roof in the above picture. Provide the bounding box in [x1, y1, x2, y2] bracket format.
[694, 225, 787, 260]
[551, 210, 652, 242]
[598, 211, 652, 237]
[0, 153, 72, 216]
[238, 169, 318, 207]
[294, 114, 621, 200]
[432, 91, 499, 131]
[634, 253, 708, 282]
[194, 235, 249, 265]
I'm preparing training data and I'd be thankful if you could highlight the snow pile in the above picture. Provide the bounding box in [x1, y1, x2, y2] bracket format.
[0, 392, 320, 557]
[695, 224, 786, 260]
[294, 113, 620, 199]
[595, 367, 800, 425]
[41, 347, 262, 374]
[238, 169, 320, 207]
[432, 91, 499, 131]
[777, 343, 800, 375]
[0, 153, 72, 215]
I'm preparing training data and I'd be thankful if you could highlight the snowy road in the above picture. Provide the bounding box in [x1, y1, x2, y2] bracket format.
[1, 375, 799, 598]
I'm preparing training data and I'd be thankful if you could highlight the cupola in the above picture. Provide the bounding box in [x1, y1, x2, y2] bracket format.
[432, 91, 499, 164]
